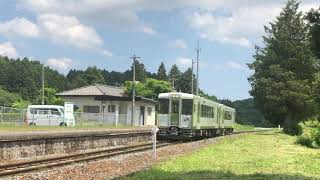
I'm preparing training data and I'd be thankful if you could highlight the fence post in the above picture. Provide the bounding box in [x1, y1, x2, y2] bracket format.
[152, 126, 159, 159]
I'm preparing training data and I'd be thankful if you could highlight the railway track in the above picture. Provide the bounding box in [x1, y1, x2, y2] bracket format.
[0, 141, 172, 177]
[0, 130, 264, 177]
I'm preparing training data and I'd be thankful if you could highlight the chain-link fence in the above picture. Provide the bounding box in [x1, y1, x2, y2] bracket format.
[74, 112, 143, 126]
[0, 106, 143, 127]
[0, 106, 27, 125]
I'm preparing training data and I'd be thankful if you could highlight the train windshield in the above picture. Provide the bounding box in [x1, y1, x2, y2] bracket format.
[182, 99, 193, 115]
[158, 99, 169, 114]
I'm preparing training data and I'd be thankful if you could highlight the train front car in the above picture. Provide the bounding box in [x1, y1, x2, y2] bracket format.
[157, 92, 194, 138]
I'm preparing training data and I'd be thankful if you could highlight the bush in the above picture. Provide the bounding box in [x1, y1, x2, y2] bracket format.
[283, 123, 302, 136]
[311, 126, 320, 147]
[296, 135, 313, 148]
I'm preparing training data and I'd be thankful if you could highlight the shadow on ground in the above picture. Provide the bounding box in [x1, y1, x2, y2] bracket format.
[120, 170, 315, 180]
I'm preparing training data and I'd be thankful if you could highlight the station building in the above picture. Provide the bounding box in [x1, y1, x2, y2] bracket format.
[56, 84, 157, 126]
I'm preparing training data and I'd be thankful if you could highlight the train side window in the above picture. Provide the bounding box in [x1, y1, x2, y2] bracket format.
[224, 111, 232, 120]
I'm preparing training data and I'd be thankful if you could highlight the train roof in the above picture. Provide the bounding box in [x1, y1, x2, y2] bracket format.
[159, 92, 235, 111]
[158, 92, 194, 99]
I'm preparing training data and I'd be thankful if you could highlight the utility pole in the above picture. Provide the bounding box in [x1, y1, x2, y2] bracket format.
[195, 41, 201, 96]
[42, 65, 45, 105]
[191, 59, 194, 94]
[130, 54, 141, 126]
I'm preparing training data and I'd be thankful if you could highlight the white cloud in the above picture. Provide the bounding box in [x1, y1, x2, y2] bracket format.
[17, 0, 319, 47]
[0, 42, 18, 58]
[19, 0, 158, 35]
[186, 1, 317, 47]
[176, 56, 192, 67]
[169, 39, 187, 49]
[101, 49, 113, 57]
[47, 57, 73, 70]
[37, 14, 103, 50]
[0, 17, 39, 38]
[212, 61, 247, 71]
[224, 61, 246, 70]
[187, 7, 280, 47]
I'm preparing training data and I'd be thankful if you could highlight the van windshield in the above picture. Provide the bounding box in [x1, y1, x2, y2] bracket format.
[59, 108, 64, 115]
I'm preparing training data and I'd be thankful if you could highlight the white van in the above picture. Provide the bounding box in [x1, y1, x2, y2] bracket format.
[27, 105, 68, 126]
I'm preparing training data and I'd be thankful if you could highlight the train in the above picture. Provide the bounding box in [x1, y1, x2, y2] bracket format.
[157, 92, 235, 138]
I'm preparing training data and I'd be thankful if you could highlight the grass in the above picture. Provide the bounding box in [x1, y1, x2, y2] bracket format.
[0, 123, 139, 132]
[233, 123, 255, 131]
[124, 131, 320, 180]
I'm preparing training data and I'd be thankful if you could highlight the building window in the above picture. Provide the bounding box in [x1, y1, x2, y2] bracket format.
[108, 105, 116, 113]
[83, 106, 100, 113]
[147, 107, 152, 116]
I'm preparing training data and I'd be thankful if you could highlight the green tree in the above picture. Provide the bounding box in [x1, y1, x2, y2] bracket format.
[124, 78, 172, 99]
[84, 66, 105, 85]
[36, 88, 64, 105]
[175, 68, 196, 93]
[0, 88, 21, 107]
[248, 0, 318, 134]
[12, 99, 30, 109]
[131, 60, 147, 82]
[157, 62, 168, 81]
[219, 99, 233, 107]
[306, 7, 320, 59]
[200, 90, 217, 101]
[233, 98, 272, 127]
[168, 64, 181, 88]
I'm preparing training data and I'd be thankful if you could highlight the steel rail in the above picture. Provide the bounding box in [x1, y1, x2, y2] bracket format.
[0, 142, 171, 177]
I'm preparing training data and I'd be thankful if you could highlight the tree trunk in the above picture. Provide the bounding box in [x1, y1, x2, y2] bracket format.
[283, 112, 300, 135]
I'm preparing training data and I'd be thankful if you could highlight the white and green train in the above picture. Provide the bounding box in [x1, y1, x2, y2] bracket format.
[157, 92, 235, 138]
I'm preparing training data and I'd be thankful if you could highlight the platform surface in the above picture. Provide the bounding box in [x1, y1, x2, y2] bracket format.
[0, 126, 152, 141]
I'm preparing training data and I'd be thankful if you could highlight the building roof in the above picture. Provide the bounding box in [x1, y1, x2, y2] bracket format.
[57, 84, 158, 104]
[56, 84, 126, 97]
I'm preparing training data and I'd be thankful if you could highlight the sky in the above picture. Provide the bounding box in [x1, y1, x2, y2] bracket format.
[0, 0, 319, 100]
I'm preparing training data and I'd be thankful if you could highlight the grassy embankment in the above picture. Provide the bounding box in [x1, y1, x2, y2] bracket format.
[124, 131, 320, 179]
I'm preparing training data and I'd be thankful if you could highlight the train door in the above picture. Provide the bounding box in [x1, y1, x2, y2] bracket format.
[170, 100, 180, 126]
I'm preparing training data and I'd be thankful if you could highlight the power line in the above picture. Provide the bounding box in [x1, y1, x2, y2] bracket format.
[130, 54, 141, 126]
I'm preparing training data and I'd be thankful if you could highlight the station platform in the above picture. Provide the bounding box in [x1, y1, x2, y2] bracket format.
[0, 127, 153, 160]
[0, 127, 152, 142]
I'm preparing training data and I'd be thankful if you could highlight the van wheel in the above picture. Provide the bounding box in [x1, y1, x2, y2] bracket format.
[29, 122, 36, 126]
[59, 122, 67, 127]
